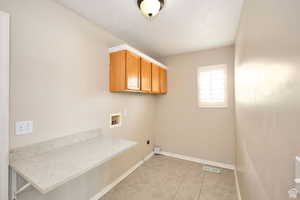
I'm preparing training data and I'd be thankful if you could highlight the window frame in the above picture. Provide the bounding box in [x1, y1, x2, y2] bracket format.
[197, 64, 228, 108]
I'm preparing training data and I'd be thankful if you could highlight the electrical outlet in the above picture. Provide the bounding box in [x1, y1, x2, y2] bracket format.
[147, 140, 150, 145]
[15, 121, 33, 135]
[288, 188, 298, 199]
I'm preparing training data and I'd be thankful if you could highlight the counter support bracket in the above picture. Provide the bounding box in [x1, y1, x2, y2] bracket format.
[10, 167, 31, 200]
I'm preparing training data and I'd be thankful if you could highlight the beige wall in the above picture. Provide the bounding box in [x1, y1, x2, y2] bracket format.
[0, 0, 239, 199]
[154, 46, 236, 165]
[235, 0, 300, 199]
[0, 0, 156, 199]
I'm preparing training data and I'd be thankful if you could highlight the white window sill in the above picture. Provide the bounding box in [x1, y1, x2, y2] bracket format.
[198, 105, 228, 109]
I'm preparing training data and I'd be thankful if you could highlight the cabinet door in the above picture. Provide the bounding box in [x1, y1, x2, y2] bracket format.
[151, 64, 160, 93]
[110, 50, 126, 92]
[141, 58, 152, 92]
[126, 51, 140, 90]
[160, 68, 167, 94]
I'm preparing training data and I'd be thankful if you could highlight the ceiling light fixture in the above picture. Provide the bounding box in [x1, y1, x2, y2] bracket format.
[137, 0, 165, 19]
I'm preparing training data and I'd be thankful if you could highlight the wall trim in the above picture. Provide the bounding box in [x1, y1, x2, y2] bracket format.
[89, 152, 154, 200]
[108, 44, 167, 69]
[159, 151, 236, 170]
[234, 168, 242, 200]
[143, 152, 154, 161]
[160, 151, 241, 199]
[0, 11, 10, 200]
[89, 151, 240, 200]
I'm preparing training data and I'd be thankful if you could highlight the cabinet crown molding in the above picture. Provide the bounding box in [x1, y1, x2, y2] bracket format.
[109, 44, 168, 70]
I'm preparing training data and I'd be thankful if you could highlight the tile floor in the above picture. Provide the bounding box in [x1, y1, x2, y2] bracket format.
[100, 155, 237, 200]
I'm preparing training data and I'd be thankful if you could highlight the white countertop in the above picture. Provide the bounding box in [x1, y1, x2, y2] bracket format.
[9, 130, 137, 194]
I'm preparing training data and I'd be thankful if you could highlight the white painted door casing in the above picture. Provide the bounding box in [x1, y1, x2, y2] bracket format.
[0, 11, 10, 200]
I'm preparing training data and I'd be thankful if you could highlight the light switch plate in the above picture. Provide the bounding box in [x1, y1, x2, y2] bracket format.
[15, 121, 33, 135]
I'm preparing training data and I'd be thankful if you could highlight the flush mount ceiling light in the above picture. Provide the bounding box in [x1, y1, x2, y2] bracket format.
[137, 0, 165, 19]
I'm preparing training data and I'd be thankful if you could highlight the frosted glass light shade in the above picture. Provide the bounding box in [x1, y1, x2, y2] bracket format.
[138, 0, 164, 18]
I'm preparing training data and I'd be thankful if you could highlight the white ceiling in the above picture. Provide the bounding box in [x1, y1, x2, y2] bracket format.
[56, 0, 244, 58]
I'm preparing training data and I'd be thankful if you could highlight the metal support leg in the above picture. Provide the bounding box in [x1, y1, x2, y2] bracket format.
[9, 168, 31, 200]
[15, 183, 31, 196]
[9, 167, 17, 200]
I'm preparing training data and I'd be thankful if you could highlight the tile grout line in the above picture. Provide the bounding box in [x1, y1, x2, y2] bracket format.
[196, 171, 207, 200]
[171, 165, 194, 200]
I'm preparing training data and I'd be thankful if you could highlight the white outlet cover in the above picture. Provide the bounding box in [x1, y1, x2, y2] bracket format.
[15, 121, 33, 135]
[295, 157, 300, 193]
[288, 188, 298, 199]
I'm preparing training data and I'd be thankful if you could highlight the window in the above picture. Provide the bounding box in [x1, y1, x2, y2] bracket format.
[197, 65, 228, 108]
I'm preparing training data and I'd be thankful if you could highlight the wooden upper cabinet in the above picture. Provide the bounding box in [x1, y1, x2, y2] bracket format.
[160, 68, 167, 94]
[110, 50, 126, 92]
[109, 47, 167, 94]
[151, 64, 160, 94]
[110, 50, 140, 92]
[126, 51, 140, 91]
[140, 58, 152, 92]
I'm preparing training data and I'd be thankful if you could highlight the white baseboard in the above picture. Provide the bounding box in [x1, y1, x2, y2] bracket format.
[89, 151, 240, 200]
[234, 168, 242, 200]
[89, 152, 154, 200]
[159, 151, 236, 170]
[143, 152, 154, 161]
[160, 151, 241, 199]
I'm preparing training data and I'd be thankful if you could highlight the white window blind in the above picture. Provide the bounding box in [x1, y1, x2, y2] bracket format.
[197, 65, 228, 108]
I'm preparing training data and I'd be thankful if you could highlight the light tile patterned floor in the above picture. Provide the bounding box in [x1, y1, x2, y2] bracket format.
[100, 155, 237, 200]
